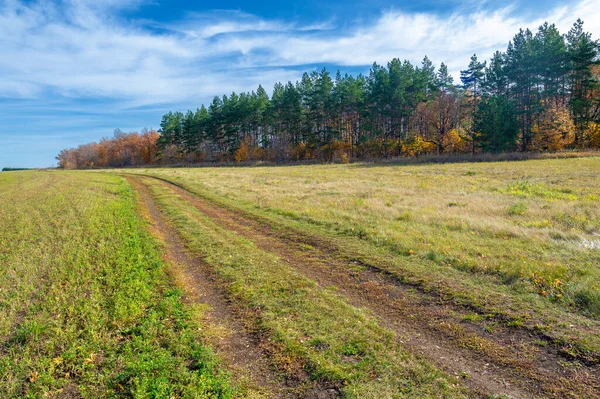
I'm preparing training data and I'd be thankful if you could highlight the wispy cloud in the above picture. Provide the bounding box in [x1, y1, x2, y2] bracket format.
[198, 0, 600, 74]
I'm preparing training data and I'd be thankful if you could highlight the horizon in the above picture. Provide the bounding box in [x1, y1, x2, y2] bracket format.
[1, 0, 599, 168]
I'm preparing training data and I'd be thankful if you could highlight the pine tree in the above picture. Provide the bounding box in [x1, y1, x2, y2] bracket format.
[484, 51, 507, 97]
[566, 19, 599, 146]
[535, 23, 568, 105]
[474, 96, 519, 153]
[461, 54, 487, 153]
[460, 54, 486, 100]
[505, 29, 539, 150]
[437, 62, 454, 92]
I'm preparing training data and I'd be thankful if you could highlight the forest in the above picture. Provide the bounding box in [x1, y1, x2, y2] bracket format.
[56, 20, 600, 168]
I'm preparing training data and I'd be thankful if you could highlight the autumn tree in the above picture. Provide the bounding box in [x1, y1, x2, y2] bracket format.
[531, 103, 575, 151]
[414, 91, 462, 154]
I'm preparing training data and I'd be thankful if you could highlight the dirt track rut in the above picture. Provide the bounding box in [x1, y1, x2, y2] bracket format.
[127, 176, 299, 398]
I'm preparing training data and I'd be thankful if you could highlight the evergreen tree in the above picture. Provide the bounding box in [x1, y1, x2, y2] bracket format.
[566, 19, 599, 145]
[484, 51, 508, 97]
[437, 62, 454, 92]
[505, 29, 540, 150]
[474, 96, 519, 153]
[535, 23, 568, 104]
[460, 54, 486, 100]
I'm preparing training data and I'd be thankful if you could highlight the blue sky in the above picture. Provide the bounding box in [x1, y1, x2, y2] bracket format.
[1, 0, 599, 167]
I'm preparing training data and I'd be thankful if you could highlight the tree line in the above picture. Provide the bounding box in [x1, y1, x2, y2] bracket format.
[56, 129, 159, 169]
[57, 20, 600, 168]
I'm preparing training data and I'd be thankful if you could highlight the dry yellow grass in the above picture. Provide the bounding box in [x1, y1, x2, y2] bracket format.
[130, 158, 600, 312]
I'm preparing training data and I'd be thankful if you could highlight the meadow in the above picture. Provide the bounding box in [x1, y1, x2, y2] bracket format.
[136, 158, 600, 320]
[128, 158, 600, 388]
[2, 157, 599, 398]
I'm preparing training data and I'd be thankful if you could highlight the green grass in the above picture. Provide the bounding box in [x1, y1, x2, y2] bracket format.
[122, 158, 600, 357]
[506, 201, 527, 216]
[499, 180, 580, 201]
[143, 177, 467, 398]
[0, 171, 231, 398]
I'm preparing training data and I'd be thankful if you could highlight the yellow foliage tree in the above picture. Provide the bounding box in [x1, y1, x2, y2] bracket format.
[234, 141, 250, 163]
[402, 136, 436, 157]
[531, 103, 575, 151]
[588, 122, 600, 148]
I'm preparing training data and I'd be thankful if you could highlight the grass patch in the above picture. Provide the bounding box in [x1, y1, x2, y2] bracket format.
[500, 180, 579, 201]
[0, 172, 231, 398]
[506, 201, 527, 216]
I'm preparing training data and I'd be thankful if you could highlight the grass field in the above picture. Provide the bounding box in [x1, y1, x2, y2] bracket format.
[0, 171, 231, 398]
[125, 157, 600, 397]
[133, 158, 600, 313]
[135, 158, 600, 316]
[2, 158, 599, 398]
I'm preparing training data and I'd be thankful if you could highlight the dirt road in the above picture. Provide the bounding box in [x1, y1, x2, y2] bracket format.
[127, 174, 600, 399]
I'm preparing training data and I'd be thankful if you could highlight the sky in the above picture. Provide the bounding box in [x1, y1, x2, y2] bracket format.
[1, 0, 599, 168]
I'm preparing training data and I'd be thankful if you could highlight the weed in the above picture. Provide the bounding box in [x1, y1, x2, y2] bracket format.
[448, 201, 467, 207]
[507, 201, 527, 216]
[462, 313, 484, 322]
[395, 209, 411, 221]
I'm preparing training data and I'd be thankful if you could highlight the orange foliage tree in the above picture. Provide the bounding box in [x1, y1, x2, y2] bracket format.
[56, 130, 159, 169]
[531, 103, 576, 151]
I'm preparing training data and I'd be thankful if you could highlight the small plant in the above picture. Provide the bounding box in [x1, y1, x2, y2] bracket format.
[483, 325, 495, 334]
[507, 201, 527, 216]
[395, 210, 411, 221]
[423, 250, 445, 263]
[299, 243, 314, 251]
[507, 319, 523, 328]
[530, 273, 565, 301]
[462, 313, 484, 322]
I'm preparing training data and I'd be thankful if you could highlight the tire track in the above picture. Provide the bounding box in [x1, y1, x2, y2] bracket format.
[127, 176, 299, 399]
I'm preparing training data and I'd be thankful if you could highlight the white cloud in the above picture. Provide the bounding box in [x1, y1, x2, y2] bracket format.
[205, 0, 600, 76]
[0, 0, 599, 109]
